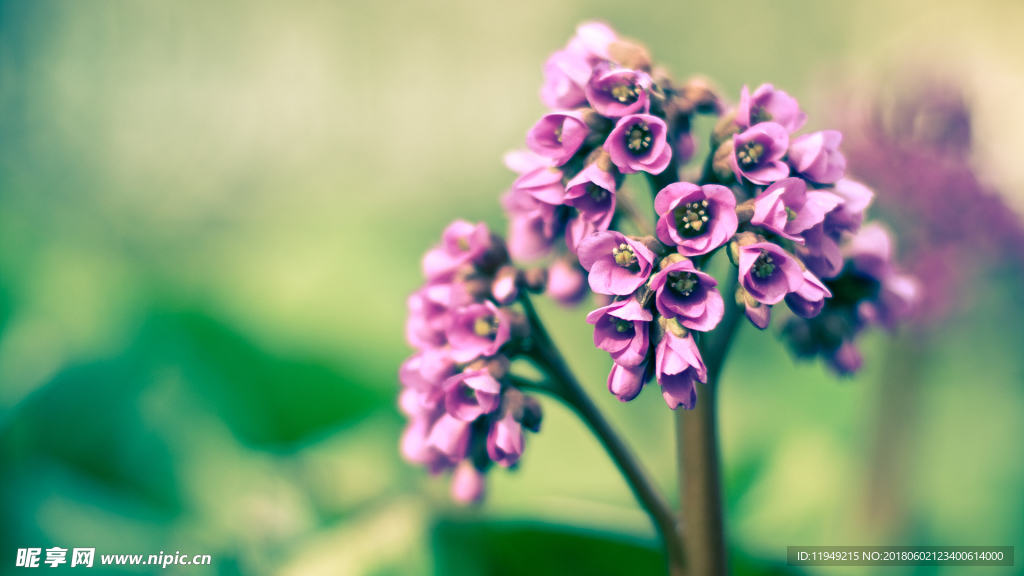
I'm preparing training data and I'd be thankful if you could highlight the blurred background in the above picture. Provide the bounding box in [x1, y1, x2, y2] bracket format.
[1, 0, 1022, 574]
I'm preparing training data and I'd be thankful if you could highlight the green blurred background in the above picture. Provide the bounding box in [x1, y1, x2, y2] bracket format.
[1, 1, 1022, 574]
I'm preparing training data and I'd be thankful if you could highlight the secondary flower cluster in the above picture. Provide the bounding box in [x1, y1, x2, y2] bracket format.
[400, 220, 543, 502]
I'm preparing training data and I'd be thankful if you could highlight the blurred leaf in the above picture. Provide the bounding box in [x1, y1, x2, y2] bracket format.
[165, 312, 391, 447]
[432, 519, 665, 576]
[0, 359, 180, 513]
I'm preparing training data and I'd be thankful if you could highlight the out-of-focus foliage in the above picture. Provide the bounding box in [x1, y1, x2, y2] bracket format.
[1, 0, 1022, 574]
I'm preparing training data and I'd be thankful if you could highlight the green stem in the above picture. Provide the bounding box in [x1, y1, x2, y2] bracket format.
[516, 293, 685, 576]
[676, 272, 742, 576]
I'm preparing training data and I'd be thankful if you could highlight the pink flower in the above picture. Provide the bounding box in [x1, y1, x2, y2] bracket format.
[654, 329, 707, 410]
[750, 177, 842, 243]
[738, 242, 803, 305]
[446, 301, 511, 363]
[586, 297, 652, 368]
[584, 66, 652, 118]
[654, 183, 738, 256]
[649, 258, 724, 332]
[443, 369, 502, 421]
[399, 347, 456, 392]
[607, 360, 649, 402]
[736, 84, 807, 133]
[422, 220, 493, 282]
[451, 461, 485, 503]
[527, 111, 589, 166]
[604, 114, 671, 174]
[487, 409, 525, 467]
[546, 258, 588, 306]
[426, 414, 473, 463]
[577, 230, 656, 295]
[539, 50, 591, 110]
[730, 122, 790, 185]
[784, 270, 832, 319]
[564, 158, 618, 231]
[788, 130, 846, 184]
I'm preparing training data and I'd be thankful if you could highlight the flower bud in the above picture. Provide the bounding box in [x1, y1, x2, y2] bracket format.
[630, 235, 667, 257]
[522, 267, 548, 293]
[712, 139, 736, 184]
[711, 109, 740, 148]
[658, 252, 688, 270]
[735, 199, 755, 224]
[608, 39, 651, 70]
[658, 315, 689, 338]
[492, 265, 520, 305]
[521, 395, 543, 432]
[451, 460, 485, 504]
[680, 77, 722, 115]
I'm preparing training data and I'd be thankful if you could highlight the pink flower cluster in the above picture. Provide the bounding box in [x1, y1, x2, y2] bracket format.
[400, 220, 542, 503]
[400, 22, 923, 501]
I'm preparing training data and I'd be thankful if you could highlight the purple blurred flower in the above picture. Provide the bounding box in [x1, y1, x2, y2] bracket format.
[750, 177, 842, 243]
[502, 184, 564, 261]
[399, 347, 456, 392]
[829, 341, 863, 375]
[586, 297, 652, 367]
[730, 122, 790, 185]
[503, 149, 554, 175]
[527, 111, 589, 166]
[405, 285, 451, 349]
[512, 166, 566, 206]
[654, 328, 706, 410]
[566, 21, 618, 63]
[788, 130, 846, 184]
[784, 270, 832, 319]
[446, 301, 511, 362]
[547, 258, 588, 306]
[654, 183, 737, 256]
[451, 461, 485, 503]
[443, 369, 502, 421]
[540, 50, 591, 110]
[743, 299, 771, 330]
[426, 414, 473, 463]
[585, 66, 652, 117]
[422, 220, 493, 282]
[737, 84, 807, 133]
[487, 409, 525, 467]
[649, 258, 724, 332]
[491, 266, 519, 305]
[604, 114, 671, 175]
[607, 360, 649, 402]
[564, 157, 618, 231]
[565, 213, 597, 255]
[578, 230, 656, 295]
[738, 242, 803, 305]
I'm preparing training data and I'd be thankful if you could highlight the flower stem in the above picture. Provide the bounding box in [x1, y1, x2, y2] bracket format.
[516, 293, 686, 576]
[676, 272, 741, 576]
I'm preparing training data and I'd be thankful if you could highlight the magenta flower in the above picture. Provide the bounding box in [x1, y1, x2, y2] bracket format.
[788, 130, 846, 184]
[738, 242, 803, 305]
[446, 302, 511, 362]
[546, 258, 588, 306]
[451, 461, 485, 503]
[491, 266, 519, 305]
[502, 185, 564, 261]
[564, 158, 618, 231]
[399, 347, 456, 392]
[742, 299, 771, 330]
[426, 414, 473, 463]
[401, 417, 451, 474]
[784, 270, 832, 319]
[604, 114, 671, 175]
[607, 360, 649, 402]
[422, 220, 493, 282]
[566, 21, 618, 63]
[586, 297, 652, 367]
[503, 149, 554, 175]
[736, 84, 807, 133]
[540, 50, 591, 110]
[565, 213, 597, 255]
[654, 182, 737, 256]
[649, 259, 724, 332]
[512, 166, 566, 206]
[827, 178, 874, 233]
[730, 122, 790, 185]
[829, 341, 863, 375]
[584, 66, 652, 117]
[796, 223, 843, 279]
[405, 285, 451, 349]
[654, 329, 707, 410]
[577, 230, 657, 295]
[443, 369, 502, 421]
[487, 410, 525, 467]
[527, 111, 589, 166]
[750, 177, 842, 243]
